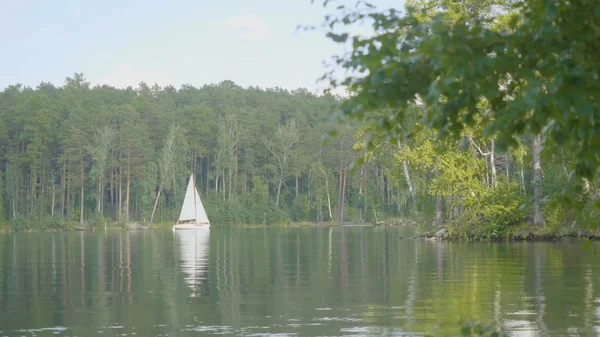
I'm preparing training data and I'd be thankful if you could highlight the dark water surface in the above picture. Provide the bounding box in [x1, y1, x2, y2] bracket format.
[0, 226, 599, 336]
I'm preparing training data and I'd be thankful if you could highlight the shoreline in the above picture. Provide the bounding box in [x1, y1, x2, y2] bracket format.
[4, 221, 600, 243]
[414, 226, 600, 242]
[0, 217, 416, 233]
[0, 221, 375, 233]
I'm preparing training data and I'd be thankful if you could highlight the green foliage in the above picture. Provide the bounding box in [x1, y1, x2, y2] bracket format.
[10, 215, 30, 231]
[88, 213, 110, 229]
[457, 178, 527, 238]
[319, 0, 600, 226]
[353, 101, 535, 238]
[11, 215, 68, 231]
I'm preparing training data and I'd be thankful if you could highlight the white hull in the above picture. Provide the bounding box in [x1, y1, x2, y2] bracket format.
[173, 223, 210, 231]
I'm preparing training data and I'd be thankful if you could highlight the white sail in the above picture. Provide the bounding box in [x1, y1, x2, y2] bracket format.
[178, 174, 209, 224]
[194, 180, 210, 223]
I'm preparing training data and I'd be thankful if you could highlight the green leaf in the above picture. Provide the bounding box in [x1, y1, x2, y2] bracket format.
[326, 32, 349, 43]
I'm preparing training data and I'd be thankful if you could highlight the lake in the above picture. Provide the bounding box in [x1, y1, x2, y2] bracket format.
[0, 226, 599, 336]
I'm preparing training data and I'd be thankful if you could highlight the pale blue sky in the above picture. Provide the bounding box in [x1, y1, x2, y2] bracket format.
[1, 0, 403, 93]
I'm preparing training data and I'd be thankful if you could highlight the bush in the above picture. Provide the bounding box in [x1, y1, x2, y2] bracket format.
[11, 215, 30, 231]
[10, 215, 68, 231]
[89, 213, 110, 228]
[44, 216, 65, 229]
[289, 195, 309, 222]
[454, 178, 527, 239]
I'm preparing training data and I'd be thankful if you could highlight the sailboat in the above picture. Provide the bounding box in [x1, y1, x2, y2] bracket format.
[173, 174, 210, 230]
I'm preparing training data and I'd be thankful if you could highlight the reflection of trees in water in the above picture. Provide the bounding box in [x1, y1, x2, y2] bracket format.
[405, 241, 419, 326]
[328, 226, 332, 281]
[0, 231, 204, 336]
[584, 268, 594, 327]
[340, 227, 348, 305]
[534, 245, 548, 336]
[2, 230, 600, 336]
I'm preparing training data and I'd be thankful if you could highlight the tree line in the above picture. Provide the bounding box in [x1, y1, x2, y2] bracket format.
[0, 74, 406, 229]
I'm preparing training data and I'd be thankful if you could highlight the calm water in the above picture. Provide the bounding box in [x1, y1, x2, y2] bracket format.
[0, 226, 599, 336]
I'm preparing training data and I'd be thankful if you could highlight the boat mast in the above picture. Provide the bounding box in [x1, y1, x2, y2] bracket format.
[193, 174, 197, 222]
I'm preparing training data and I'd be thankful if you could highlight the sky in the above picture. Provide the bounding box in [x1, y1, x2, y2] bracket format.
[0, 0, 404, 94]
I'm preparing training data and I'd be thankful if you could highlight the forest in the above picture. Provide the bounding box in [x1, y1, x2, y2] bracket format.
[0, 75, 371, 229]
[0, 71, 588, 237]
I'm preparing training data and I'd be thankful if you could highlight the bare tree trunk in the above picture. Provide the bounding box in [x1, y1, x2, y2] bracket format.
[228, 168, 232, 200]
[386, 176, 391, 206]
[51, 177, 56, 219]
[484, 158, 489, 188]
[101, 173, 105, 215]
[96, 178, 102, 214]
[206, 156, 210, 195]
[150, 186, 162, 224]
[118, 168, 122, 222]
[358, 166, 364, 222]
[199, 156, 203, 190]
[125, 153, 131, 223]
[30, 170, 34, 214]
[222, 168, 226, 200]
[276, 178, 283, 207]
[435, 164, 443, 227]
[296, 174, 299, 198]
[66, 165, 71, 220]
[61, 159, 66, 218]
[520, 167, 525, 193]
[322, 168, 333, 221]
[436, 195, 443, 227]
[215, 170, 219, 193]
[338, 165, 347, 223]
[235, 143, 238, 193]
[308, 170, 312, 201]
[80, 140, 85, 225]
[533, 134, 544, 227]
[41, 166, 45, 221]
[402, 160, 416, 201]
[326, 188, 333, 221]
[583, 178, 591, 193]
[337, 160, 344, 223]
[110, 165, 114, 206]
[192, 149, 196, 177]
[490, 139, 497, 188]
[364, 168, 368, 222]
[264, 136, 267, 181]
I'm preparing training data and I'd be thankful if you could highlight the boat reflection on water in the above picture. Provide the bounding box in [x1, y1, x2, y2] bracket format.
[174, 227, 210, 297]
